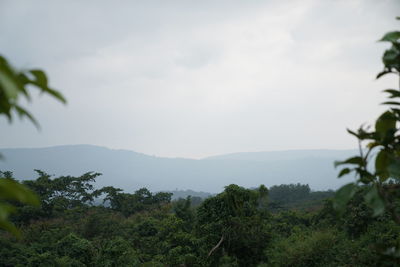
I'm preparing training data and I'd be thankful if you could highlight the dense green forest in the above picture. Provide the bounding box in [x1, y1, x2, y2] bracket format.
[0, 170, 399, 266]
[1, 4, 400, 266]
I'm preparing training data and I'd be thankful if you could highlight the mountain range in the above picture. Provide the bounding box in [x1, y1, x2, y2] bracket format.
[0, 145, 358, 193]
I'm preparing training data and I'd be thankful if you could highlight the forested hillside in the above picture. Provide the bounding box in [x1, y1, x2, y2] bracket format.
[0, 171, 398, 266]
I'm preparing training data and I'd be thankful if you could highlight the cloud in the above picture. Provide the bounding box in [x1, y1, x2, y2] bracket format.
[0, 0, 399, 158]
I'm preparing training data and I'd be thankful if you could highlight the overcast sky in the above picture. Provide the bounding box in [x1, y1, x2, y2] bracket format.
[0, 0, 399, 158]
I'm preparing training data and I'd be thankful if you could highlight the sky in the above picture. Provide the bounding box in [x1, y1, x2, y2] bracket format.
[0, 0, 399, 159]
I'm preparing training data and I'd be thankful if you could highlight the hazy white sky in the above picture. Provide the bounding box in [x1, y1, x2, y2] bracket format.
[0, 0, 399, 158]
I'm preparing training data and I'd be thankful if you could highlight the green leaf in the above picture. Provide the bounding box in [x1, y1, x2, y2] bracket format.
[0, 54, 67, 129]
[379, 31, 400, 42]
[364, 186, 385, 217]
[375, 111, 396, 138]
[0, 65, 20, 100]
[0, 202, 20, 237]
[346, 127, 372, 140]
[0, 178, 39, 206]
[334, 156, 363, 168]
[376, 70, 392, 79]
[375, 150, 389, 170]
[40, 86, 67, 103]
[346, 129, 359, 138]
[0, 202, 16, 220]
[382, 47, 400, 66]
[358, 169, 374, 184]
[375, 150, 390, 181]
[333, 183, 357, 213]
[382, 101, 400, 106]
[0, 219, 20, 237]
[338, 168, 351, 178]
[29, 70, 66, 104]
[14, 104, 40, 129]
[30, 69, 48, 87]
[387, 156, 400, 178]
[383, 89, 400, 98]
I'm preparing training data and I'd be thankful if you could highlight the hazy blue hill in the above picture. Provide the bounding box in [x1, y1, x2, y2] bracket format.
[0, 145, 357, 193]
[205, 149, 358, 161]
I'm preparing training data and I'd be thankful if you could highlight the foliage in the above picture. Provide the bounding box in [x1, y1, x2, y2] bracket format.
[173, 196, 195, 231]
[0, 54, 66, 236]
[269, 210, 311, 238]
[196, 184, 270, 266]
[0, 172, 39, 237]
[268, 183, 334, 212]
[269, 184, 310, 203]
[334, 19, 400, 217]
[97, 237, 140, 266]
[56, 233, 95, 265]
[0, 54, 66, 127]
[0, 170, 397, 266]
[98, 186, 172, 217]
[334, 18, 400, 258]
[266, 229, 340, 267]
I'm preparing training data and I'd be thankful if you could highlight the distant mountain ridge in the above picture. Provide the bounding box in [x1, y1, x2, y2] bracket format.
[204, 149, 358, 161]
[0, 145, 358, 193]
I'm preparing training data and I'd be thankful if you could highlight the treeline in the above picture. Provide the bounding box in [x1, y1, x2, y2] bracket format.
[168, 189, 212, 201]
[268, 183, 334, 211]
[0, 171, 399, 266]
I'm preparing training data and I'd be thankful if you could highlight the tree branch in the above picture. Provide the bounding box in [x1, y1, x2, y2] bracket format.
[208, 236, 224, 257]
